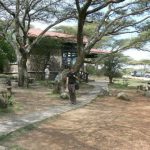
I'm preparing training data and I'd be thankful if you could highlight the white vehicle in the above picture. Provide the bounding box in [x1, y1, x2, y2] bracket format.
[145, 72, 150, 78]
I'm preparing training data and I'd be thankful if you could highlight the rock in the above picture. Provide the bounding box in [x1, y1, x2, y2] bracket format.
[60, 92, 69, 99]
[145, 91, 150, 98]
[117, 92, 130, 101]
[98, 87, 109, 96]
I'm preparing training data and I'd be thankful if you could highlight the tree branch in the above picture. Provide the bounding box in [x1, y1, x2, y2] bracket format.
[107, 16, 150, 36]
[0, 1, 15, 17]
[87, 0, 125, 15]
[29, 15, 73, 50]
[75, 0, 80, 12]
[104, 6, 150, 35]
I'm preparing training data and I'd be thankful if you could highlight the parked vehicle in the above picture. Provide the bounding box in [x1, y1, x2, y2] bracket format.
[145, 72, 150, 78]
[131, 71, 144, 77]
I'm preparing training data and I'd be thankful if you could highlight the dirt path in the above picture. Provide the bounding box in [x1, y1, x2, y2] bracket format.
[1, 89, 150, 150]
[0, 82, 93, 121]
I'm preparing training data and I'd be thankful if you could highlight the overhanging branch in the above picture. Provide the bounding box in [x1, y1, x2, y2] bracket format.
[30, 15, 73, 50]
[0, 1, 15, 17]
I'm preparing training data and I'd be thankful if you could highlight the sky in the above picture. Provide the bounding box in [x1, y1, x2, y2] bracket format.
[123, 49, 150, 61]
[31, 20, 77, 30]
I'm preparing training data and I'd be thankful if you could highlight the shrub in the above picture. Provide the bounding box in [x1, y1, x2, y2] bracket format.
[0, 91, 15, 109]
[86, 65, 97, 75]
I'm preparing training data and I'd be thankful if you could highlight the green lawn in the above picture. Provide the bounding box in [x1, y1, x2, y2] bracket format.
[110, 78, 150, 89]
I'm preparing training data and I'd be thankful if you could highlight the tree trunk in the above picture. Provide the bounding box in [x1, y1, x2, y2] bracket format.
[74, 53, 85, 72]
[17, 51, 28, 87]
[53, 70, 68, 94]
[109, 76, 113, 84]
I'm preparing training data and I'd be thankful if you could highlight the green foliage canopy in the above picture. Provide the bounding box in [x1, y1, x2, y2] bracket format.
[102, 53, 130, 83]
[31, 37, 61, 56]
[0, 37, 16, 72]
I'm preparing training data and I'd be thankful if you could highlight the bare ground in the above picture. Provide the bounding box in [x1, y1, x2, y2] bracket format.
[1, 89, 150, 150]
[0, 82, 92, 121]
[0, 86, 64, 121]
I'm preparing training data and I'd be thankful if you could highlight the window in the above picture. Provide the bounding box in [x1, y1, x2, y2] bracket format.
[62, 43, 77, 68]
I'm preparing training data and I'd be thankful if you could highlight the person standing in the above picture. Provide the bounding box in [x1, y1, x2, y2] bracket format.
[66, 67, 78, 104]
[44, 66, 50, 84]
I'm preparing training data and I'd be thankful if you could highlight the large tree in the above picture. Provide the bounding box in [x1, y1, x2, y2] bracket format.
[73, 0, 150, 71]
[0, 0, 74, 86]
[0, 0, 150, 87]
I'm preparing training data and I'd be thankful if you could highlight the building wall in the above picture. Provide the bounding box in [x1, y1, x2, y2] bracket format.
[6, 48, 62, 80]
[5, 42, 78, 79]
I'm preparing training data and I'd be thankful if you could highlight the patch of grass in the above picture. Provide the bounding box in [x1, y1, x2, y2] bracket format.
[127, 79, 148, 87]
[111, 78, 149, 90]
[47, 92, 62, 100]
[109, 83, 129, 89]
[0, 102, 23, 115]
[37, 80, 55, 88]
[0, 106, 14, 113]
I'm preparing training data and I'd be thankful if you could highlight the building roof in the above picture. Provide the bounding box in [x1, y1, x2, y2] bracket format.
[28, 28, 88, 43]
[28, 28, 109, 54]
[90, 48, 109, 54]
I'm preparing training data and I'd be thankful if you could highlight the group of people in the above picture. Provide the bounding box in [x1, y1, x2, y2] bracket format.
[45, 66, 78, 105]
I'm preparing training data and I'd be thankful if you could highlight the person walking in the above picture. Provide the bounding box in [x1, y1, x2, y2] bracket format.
[66, 67, 78, 104]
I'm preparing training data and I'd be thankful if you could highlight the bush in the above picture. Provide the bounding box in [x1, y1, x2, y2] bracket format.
[0, 91, 15, 109]
[86, 65, 96, 75]
[86, 65, 104, 76]
[96, 69, 104, 76]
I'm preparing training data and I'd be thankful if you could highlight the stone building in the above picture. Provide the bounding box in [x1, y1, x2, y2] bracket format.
[7, 28, 108, 80]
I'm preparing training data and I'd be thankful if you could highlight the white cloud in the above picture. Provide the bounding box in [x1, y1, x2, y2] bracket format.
[123, 49, 150, 60]
[31, 20, 77, 30]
